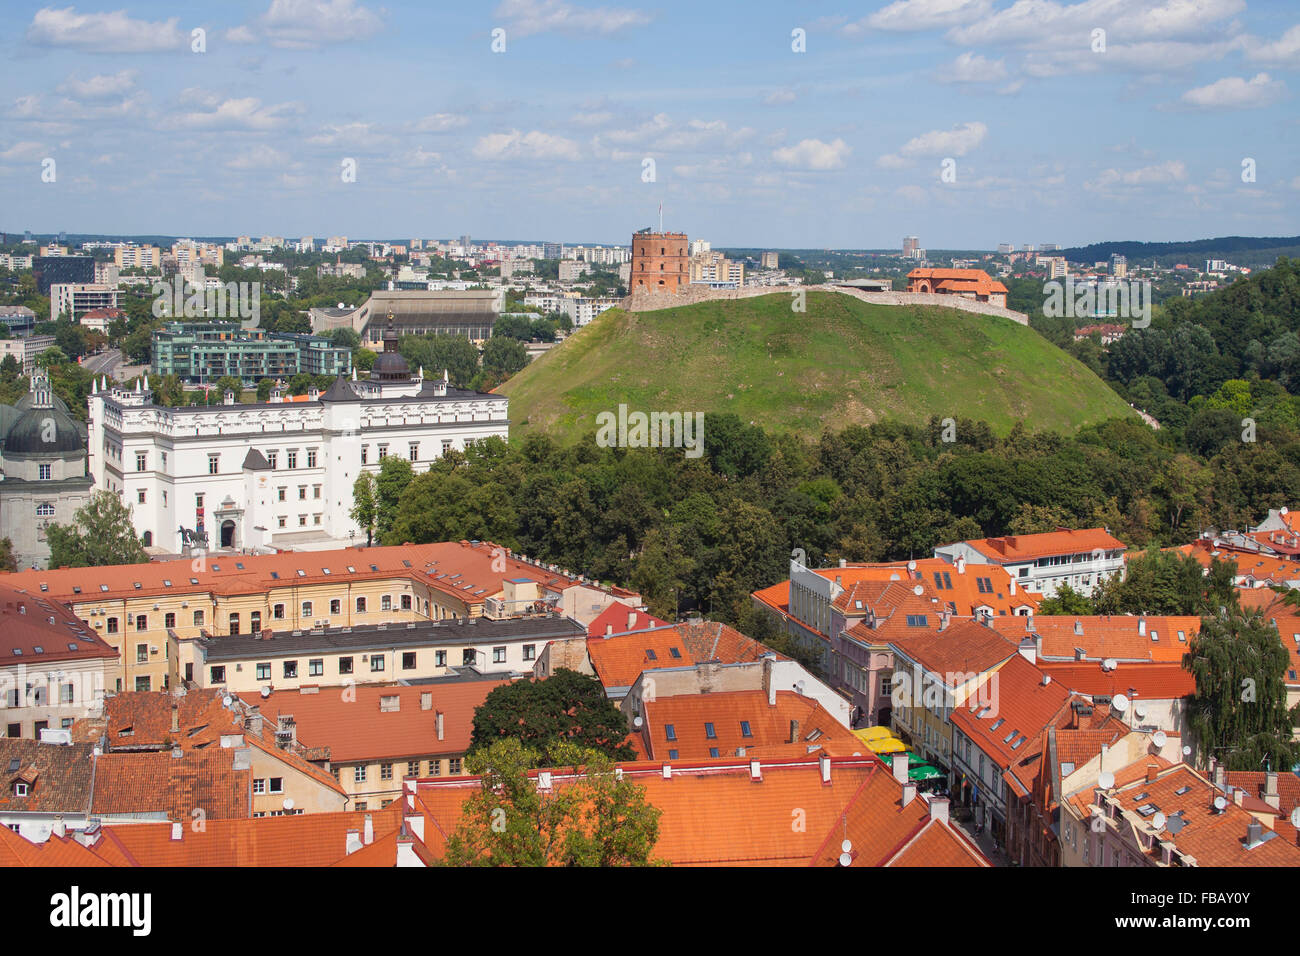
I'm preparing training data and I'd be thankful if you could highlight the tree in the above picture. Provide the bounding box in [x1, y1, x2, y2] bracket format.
[469, 668, 637, 763]
[375, 455, 414, 541]
[1184, 609, 1300, 772]
[440, 738, 663, 867]
[46, 491, 149, 568]
[350, 471, 377, 546]
[156, 374, 184, 408]
[0, 538, 17, 572]
[353, 347, 376, 372]
[257, 378, 275, 401]
[1037, 582, 1094, 615]
[327, 327, 361, 350]
[1092, 548, 1238, 616]
[481, 336, 529, 379]
[36, 346, 69, 368]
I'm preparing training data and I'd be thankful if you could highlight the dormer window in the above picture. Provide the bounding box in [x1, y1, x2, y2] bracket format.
[14, 783, 28, 797]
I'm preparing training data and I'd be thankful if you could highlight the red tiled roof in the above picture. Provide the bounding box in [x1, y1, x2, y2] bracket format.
[963, 528, 1126, 563]
[238, 679, 508, 763]
[0, 582, 117, 664]
[1036, 661, 1196, 699]
[90, 749, 249, 821]
[586, 604, 667, 637]
[950, 654, 1071, 767]
[642, 690, 861, 761]
[586, 621, 780, 691]
[993, 614, 1199, 663]
[0, 539, 637, 608]
[887, 619, 1018, 678]
[906, 268, 1008, 296]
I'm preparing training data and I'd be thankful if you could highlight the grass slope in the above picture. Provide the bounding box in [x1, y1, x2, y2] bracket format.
[500, 291, 1135, 442]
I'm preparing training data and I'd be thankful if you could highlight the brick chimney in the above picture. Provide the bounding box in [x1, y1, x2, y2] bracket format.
[788, 719, 800, 744]
[1145, 763, 1159, 784]
[1265, 771, 1280, 810]
[435, 710, 445, 741]
[171, 702, 180, 734]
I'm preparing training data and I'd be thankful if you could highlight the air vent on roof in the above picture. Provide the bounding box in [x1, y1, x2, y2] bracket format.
[270, 572, 279, 580]
[39, 583, 47, 592]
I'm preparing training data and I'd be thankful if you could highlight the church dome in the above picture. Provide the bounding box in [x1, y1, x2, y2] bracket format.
[4, 406, 84, 454]
[369, 312, 411, 381]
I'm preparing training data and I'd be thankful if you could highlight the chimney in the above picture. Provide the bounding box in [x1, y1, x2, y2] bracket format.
[404, 814, 425, 841]
[1213, 763, 1226, 791]
[749, 759, 762, 782]
[788, 719, 800, 744]
[1265, 771, 1280, 810]
[892, 752, 908, 784]
[1231, 787, 1245, 807]
[223, 389, 235, 406]
[955, 555, 966, 574]
[52, 816, 66, 839]
[1073, 619, 1083, 636]
[839, 558, 847, 568]
[363, 814, 374, 845]
[345, 829, 362, 855]
[819, 754, 831, 785]
[1246, 820, 1264, 848]
[1145, 763, 1159, 784]
[171, 702, 180, 734]
[74, 822, 101, 848]
[1009, 579, 1016, 595]
[835, 575, 842, 588]
[170, 822, 183, 841]
[1041, 673, 1051, 686]
[939, 610, 950, 632]
[765, 658, 777, 706]
[435, 711, 445, 741]
[244, 706, 262, 738]
[1018, 636, 1037, 665]
[927, 794, 950, 824]
[902, 780, 917, 807]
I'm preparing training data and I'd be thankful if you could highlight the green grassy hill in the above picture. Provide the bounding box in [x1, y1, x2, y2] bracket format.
[499, 291, 1135, 441]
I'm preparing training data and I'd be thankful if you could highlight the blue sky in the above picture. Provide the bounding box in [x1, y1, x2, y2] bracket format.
[1, 0, 1298, 249]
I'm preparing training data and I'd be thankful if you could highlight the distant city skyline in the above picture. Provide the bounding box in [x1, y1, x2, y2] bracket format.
[2, 0, 1298, 247]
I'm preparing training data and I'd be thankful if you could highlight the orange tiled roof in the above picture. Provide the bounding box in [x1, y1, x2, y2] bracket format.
[0, 539, 636, 608]
[884, 816, 990, 866]
[90, 749, 249, 821]
[906, 268, 1008, 296]
[0, 582, 117, 664]
[586, 621, 781, 691]
[962, 528, 1126, 563]
[887, 619, 1018, 678]
[992, 614, 1200, 663]
[238, 679, 508, 763]
[642, 690, 862, 761]
[949, 654, 1072, 767]
[1036, 661, 1196, 699]
[586, 604, 667, 637]
[0, 826, 115, 867]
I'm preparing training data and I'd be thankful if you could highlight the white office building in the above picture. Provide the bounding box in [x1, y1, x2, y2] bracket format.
[86, 326, 509, 555]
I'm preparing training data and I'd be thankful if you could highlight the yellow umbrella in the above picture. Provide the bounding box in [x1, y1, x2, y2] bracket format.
[867, 737, 907, 754]
[854, 726, 893, 743]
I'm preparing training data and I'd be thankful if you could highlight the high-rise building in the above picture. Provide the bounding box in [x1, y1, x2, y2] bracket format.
[629, 231, 688, 294]
[1110, 254, 1128, 278]
[33, 256, 94, 295]
[903, 237, 920, 258]
[761, 251, 779, 269]
[542, 242, 563, 260]
[997, 243, 1014, 255]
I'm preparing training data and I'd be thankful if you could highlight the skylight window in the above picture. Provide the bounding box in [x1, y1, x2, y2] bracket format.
[163, 580, 172, 587]
[32, 646, 43, 654]
[740, 721, 752, 737]
[1003, 729, 1018, 743]
[669, 647, 681, 659]
[133, 582, 142, 590]
[72, 586, 81, 594]
[991, 718, 1005, 730]
[905, 614, 928, 627]
[347, 566, 356, 573]
[190, 578, 199, 585]
[322, 568, 331, 575]
[235, 563, 245, 570]
[1174, 785, 1192, 796]
[664, 724, 676, 741]
[296, 570, 306, 577]
[100, 585, 109, 592]
[704, 722, 716, 739]
[39, 583, 47, 592]
[270, 572, 279, 580]
[67, 643, 78, 651]
[645, 649, 657, 661]
[211, 565, 220, 571]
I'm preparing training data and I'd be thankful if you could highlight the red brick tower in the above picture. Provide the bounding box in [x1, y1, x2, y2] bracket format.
[630, 231, 688, 294]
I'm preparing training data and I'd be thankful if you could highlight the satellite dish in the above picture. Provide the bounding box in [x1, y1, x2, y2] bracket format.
[632, 715, 643, 729]
[337, 301, 345, 309]
[1098, 771, 1115, 789]
[1112, 694, 1129, 713]
[1290, 807, 1300, 828]
[1182, 745, 1191, 755]
[1152, 731, 1167, 748]
[1282, 507, 1289, 515]
[841, 839, 852, 853]
[1134, 705, 1147, 719]
[260, 686, 271, 698]
[1213, 795, 1227, 811]
[283, 797, 294, 810]
[907, 560, 917, 572]
[1102, 658, 1117, 672]
[913, 585, 924, 596]
[221, 695, 232, 707]
[1152, 812, 1167, 830]
[838, 852, 852, 867]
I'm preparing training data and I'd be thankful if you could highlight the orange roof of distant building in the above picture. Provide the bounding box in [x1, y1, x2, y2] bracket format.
[90, 749, 249, 822]
[238, 679, 509, 763]
[0, 582, 118, 664]
[961, 528, 1126, 563]
[950, 654, 1072, 767]
[1036, 661, 1196, 699]
[887, 619, 1018, 678]
[992, 614, 1199, 664]
[586, 604, 667, 637]
[0, 539, 637, 607]
[641, 690, 862, 761]
[586, 620, 780, 691]
[906, 267, 1008, 296]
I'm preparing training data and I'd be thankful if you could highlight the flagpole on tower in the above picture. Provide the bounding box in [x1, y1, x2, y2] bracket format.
[659, 201, 663, 234]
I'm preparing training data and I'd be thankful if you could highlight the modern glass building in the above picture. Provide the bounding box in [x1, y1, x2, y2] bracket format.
[151, 323, 352, 384]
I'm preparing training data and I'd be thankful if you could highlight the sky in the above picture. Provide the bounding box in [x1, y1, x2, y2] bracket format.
[1, 0, 1298, 249]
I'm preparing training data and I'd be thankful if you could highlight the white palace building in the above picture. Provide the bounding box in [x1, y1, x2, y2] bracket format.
[87, 324, 508, 555]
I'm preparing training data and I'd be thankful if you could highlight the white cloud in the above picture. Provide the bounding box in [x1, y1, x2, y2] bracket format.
[935, 51, 1007, 83]
[569, 111, 614, 127]
[1180, 73, 1286, 109]
[26, 6, 187, 52]
[1247, 24, 1300, 67]
[226, 145, 292, 169]
[494, 0, 652, 38]
[169, 97, 302, 131]
[412, 113, 468, 133]
[772, 138, 851, 170]
[880, 121, 987, 167]
[0, 141, 48, 162]
[227, 0, 384, 49]
[307, 122, 393, 149]
[56, 70, 136, 99]
[763, 89, 797, 105]
[1089, 159, 1188, 188]
[846, 0, 992, 35]
[473, 129, 582, 161]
